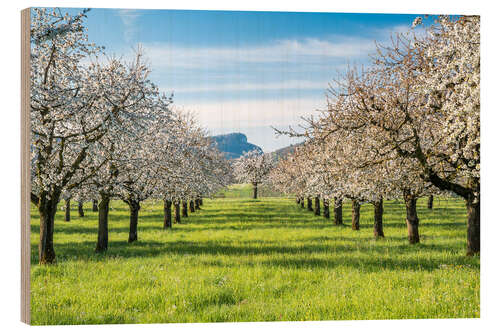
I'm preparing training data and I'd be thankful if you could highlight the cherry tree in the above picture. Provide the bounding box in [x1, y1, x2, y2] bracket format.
[233, 149, 275, 199]
[416, 16, 480, 254]
[29, 8, 121, 264]
[282, 15, 479, 251]
[322, 16, 479, 253]
[84, 63, 169, 252]
[319, 97, 438, 242]
[274, 94, 439, 242]
[154, 111, 231, 228]
[115, 95, 174, 243]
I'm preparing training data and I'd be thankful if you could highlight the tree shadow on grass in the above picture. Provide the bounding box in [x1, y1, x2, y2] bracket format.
[258, 255, 477, 272]
[30, 198, 472, 273]
[30, 213, 351, 236]
[32, 237, 478, 272]
[31, 217, 465, 239]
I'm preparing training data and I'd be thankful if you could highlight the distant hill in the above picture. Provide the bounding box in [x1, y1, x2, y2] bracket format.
[270, 142, 304, 161]
[210, 133, 263, 159]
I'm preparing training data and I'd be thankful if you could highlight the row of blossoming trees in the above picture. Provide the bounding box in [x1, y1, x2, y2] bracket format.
[268, 15, 479, 256]
[30, 8, 232, 264]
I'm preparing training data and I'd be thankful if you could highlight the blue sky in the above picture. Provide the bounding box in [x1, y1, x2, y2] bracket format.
[65, 8, 421, 151]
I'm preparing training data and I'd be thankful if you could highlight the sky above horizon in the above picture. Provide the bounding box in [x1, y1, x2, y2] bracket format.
[61, 8, 421, 152]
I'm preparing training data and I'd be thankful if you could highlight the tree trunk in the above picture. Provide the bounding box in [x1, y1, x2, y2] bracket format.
[65, 199, 71, 222]
[95, 195, 110, 252]
[334, 197, 343, 225]
[323, 198, 330, 219]
[314, 196, 321, 216]
[296, 197, 300, 205]
[373, 198, 384, 238]
[78, 201, 84, 217]
[38, 194, 59, 264]
[199, 198, 203, 206]
[174, 202, 181, 224]
[404, 190, 420, 244]
[427, 195, 434, 209]
[352, 199, 360, 230]
[189, 200, 195, 213]
[466, 196, 480, 256]
[300, 197, 305, 208]
[253, 182, 258, 199]
[127, 200, 140, 243]
[163, 199, 172, 229]
[92, 199, 98, 212]
[307, 197, 313, 211]
[195, 198, 200, 210]
[182, 201, 188, 217]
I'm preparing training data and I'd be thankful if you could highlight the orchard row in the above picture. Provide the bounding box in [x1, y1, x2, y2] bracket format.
[267, 15, 479, 255]
[30, 8, 232, 264]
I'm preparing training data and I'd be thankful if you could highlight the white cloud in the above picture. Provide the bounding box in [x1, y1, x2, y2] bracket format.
[163, 80, 330, 93]
[173, 97, 325, 152]
[132, 25, 418, 151]
[141, 37, 377, 70]
[176, 97, 326, 130]
[116, 24, 423, 149]
[117, 9, 141, 43]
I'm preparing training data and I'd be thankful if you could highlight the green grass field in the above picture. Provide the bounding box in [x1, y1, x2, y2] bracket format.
[30, 184, 479, 325]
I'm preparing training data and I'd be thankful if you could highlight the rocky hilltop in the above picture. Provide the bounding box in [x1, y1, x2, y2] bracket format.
[210, 132, 263, 159]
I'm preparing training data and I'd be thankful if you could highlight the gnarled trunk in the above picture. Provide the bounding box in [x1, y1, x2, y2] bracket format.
[373, 198, 384, 238]
[403, 190, 420, 244]
[300, 197, 304, 208]
[199, 198, 203, 206]
[427, 195, 434, 209]
[163, 199, 172, 229]
[78, 201, 84, 217]
[96, 194, 110, 252]
[466, 196, 480, 256]
[174, 202, 181, 223]
[314, 196, 321, 216]
[323, 198, 330, 219]
[334, 197, 343, 225]
[352, 199, 360, 230]
[182, 201, 188, 217]
[65, 199, 71, 222]
[189, 200, 195, 213]
[296, 197, 300, 205]
[195, 198, 200, 210]
[92, 199, 98, 212]
[127, 199, 140, 243]
[38, 193, 59, 264]
[253, 182, 258, 199]
[307, 197, 313, 211]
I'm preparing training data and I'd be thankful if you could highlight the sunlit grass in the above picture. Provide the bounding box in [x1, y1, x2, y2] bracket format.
[30, 184, 479, 324]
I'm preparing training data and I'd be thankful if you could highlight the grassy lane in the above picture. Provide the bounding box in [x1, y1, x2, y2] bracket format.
[30, 185, 479, 324]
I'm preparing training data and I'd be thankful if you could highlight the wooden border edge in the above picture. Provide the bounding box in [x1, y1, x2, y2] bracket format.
[21, 7, 31, 325]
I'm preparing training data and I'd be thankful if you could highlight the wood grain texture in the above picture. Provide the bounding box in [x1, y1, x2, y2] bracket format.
[21, 7, 31, 325]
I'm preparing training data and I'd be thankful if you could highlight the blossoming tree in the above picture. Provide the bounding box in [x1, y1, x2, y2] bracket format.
[233, 149, 275, 199]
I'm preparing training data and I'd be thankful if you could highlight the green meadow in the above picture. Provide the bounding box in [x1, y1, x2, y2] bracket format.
[30, 184, 479, 325]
